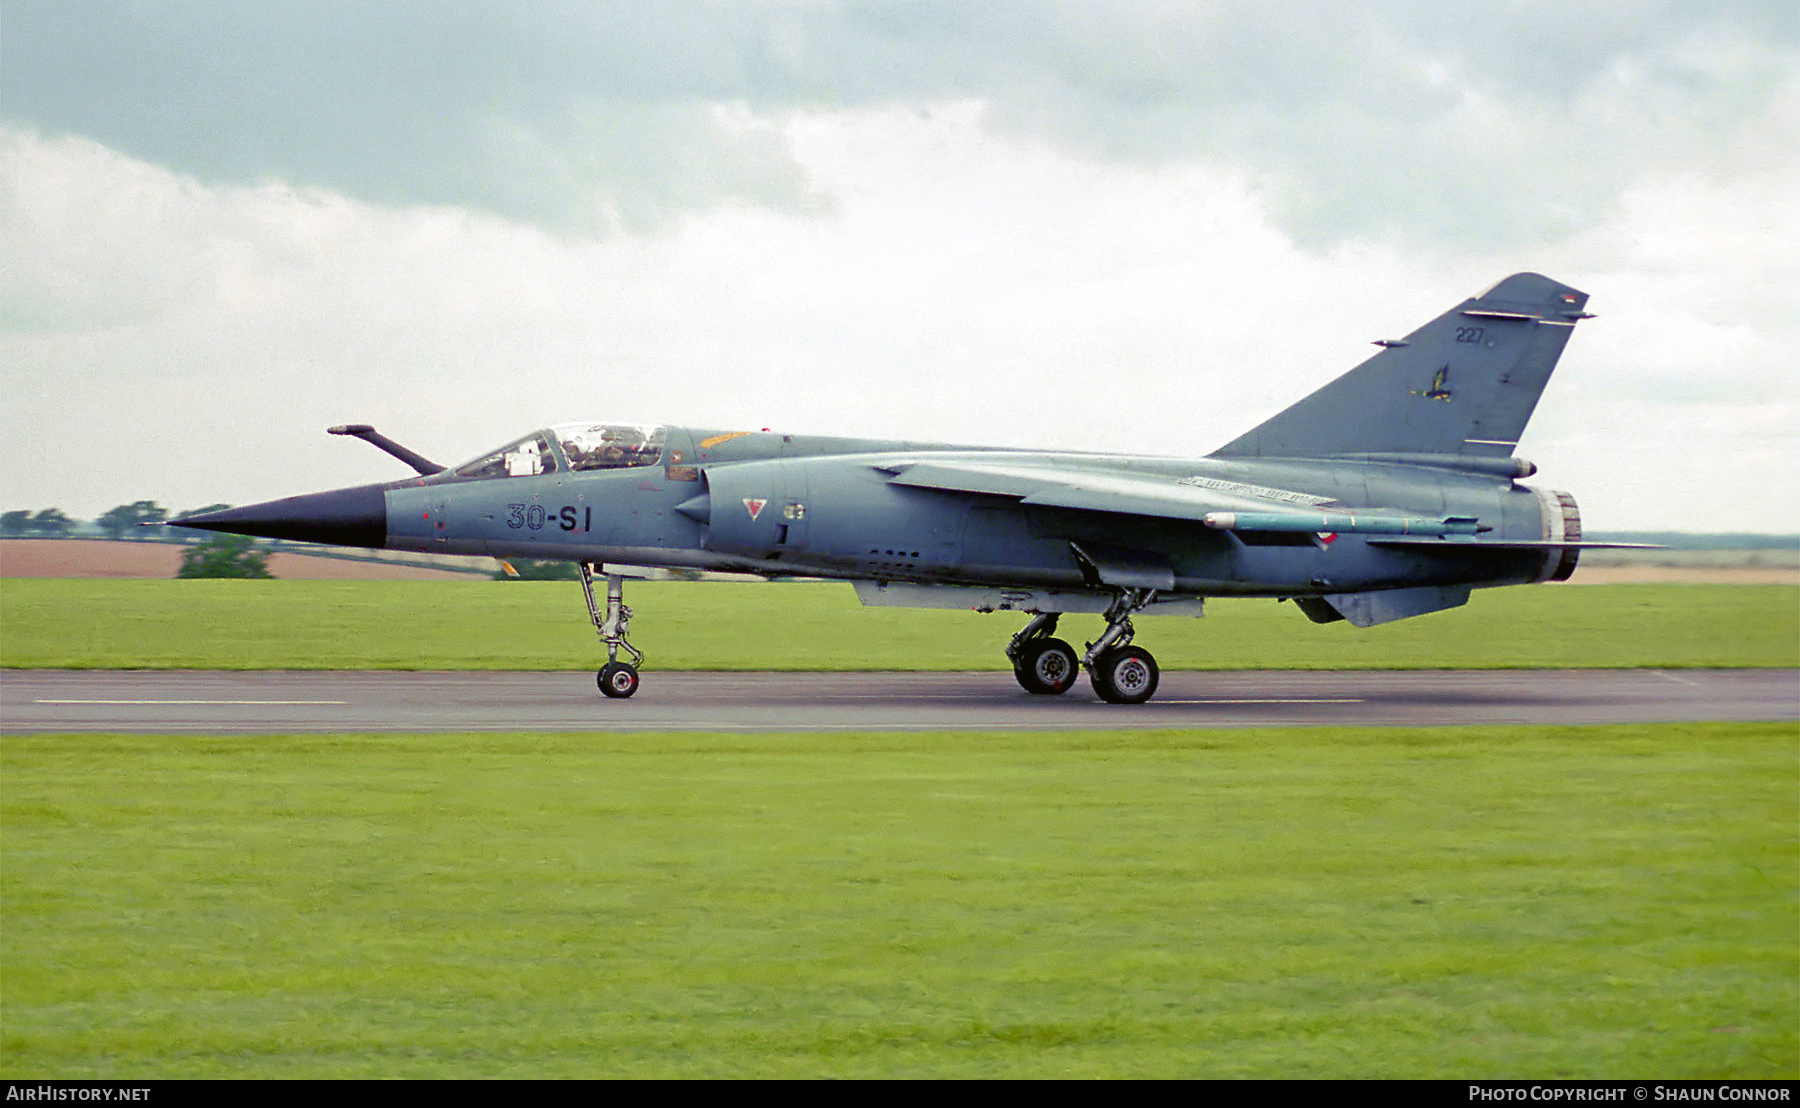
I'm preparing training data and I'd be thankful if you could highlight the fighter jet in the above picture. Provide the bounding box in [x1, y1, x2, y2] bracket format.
[174, 272, 1643, 704]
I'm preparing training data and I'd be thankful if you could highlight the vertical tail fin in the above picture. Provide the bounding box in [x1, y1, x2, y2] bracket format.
[1210, 273, 1590, 462]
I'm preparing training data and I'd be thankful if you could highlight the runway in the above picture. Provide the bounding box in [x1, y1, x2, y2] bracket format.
[4, 668, 1794, 732]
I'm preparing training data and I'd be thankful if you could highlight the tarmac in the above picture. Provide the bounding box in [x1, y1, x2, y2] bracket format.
[4, 668, 1794, 733]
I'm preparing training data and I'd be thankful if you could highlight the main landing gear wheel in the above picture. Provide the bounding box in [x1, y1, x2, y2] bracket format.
[1005, 613, 1079, 696]
[1014, 638, 1079, 695]
[1090, 645, 1159, 705]
[597, 661, 640, 699]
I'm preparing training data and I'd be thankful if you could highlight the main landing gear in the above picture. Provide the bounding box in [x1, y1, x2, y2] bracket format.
[1006, 613, 1080, 695]
[580, 562, 643, 698]
[1006, 589, 1161, 704]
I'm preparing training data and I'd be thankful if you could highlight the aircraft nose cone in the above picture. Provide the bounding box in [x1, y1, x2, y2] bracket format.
[171, 484, 388, 549]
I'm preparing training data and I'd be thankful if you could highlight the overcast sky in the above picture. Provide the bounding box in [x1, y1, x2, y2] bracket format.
[3, 1, 1795, 530]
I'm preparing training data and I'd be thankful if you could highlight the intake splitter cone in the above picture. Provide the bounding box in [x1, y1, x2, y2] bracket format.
[171, 483, 388, 549]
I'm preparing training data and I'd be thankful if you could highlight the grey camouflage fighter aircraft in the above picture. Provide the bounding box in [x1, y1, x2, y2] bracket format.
[174, 272, 1643, 704]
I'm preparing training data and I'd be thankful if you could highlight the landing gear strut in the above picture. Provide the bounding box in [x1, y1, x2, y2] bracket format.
[1006, 613, 1079, 695]
[1002, 591, 1163, 704]
[1082, 589, 1160, 705]
[580, 562, 643, 698]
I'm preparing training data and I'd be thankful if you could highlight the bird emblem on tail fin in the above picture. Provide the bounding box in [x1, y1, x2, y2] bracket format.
[1412, 365, 1453, 401]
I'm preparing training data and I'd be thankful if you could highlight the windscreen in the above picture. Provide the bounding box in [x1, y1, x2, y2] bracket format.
[452, 431, 558, 480]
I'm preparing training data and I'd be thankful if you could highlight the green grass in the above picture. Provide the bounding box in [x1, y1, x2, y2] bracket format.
[2, 579, 1795, 670]
[2, 724, 1793, 1078]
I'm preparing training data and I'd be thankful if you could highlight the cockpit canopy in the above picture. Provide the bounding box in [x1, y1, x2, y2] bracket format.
[452, 423, 668, 481]
[554, 422, 667, 471]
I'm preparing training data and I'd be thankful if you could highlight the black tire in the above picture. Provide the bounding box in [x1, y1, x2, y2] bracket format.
[1013, 638, 1080, 695]
[597, 662, 640, 699]
[1090, 645, 1159, 704]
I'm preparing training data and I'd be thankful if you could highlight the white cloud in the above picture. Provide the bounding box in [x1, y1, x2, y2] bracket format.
[2, 94, 1794, 531]
[7, 2, 1793, 248]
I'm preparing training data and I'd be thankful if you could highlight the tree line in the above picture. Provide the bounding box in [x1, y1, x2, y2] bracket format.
[0, 499, 550, 580]
[3, 500, 268, 577]
[1, 500, 232, 540]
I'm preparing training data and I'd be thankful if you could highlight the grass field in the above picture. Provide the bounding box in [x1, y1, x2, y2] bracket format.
[3, 579, 1796, 670]
[5, 581, 1793, 1077]
[1, 724, 1792, 1078]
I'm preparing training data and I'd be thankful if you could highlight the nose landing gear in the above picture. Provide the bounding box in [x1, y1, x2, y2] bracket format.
[580, 562, 644, 698]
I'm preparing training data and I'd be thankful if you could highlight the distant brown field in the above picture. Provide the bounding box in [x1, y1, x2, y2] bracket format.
[0, 540, 479, 581]
[1564, 565, 1799, 585]
[2, 539, 1793, 584]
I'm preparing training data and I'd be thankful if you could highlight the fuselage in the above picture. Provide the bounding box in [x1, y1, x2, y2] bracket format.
[166, 272, 1611, 704]
[369, 424, 1570, 597]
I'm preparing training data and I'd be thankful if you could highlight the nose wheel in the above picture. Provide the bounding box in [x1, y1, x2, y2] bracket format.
[581, 562, 644, 698]
[597, 660, 640, 699]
